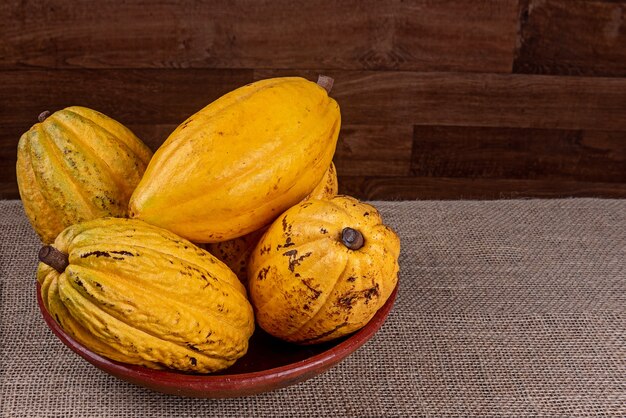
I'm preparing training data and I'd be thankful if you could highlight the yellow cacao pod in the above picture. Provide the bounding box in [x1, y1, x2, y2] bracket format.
[302, 161, 339, 202]
[208, 162, 339, 284]
[16, 107, 152, 243]
[248, 195, 400, 344]
[37, 217, 254, 373]
[129, 76, 340, 243]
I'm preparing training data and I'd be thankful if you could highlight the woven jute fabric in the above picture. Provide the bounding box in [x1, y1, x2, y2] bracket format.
[1, 199, 625, 417]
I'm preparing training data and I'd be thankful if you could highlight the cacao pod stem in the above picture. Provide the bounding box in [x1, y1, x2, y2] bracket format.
[39, 245, 69, 273]
[38, 111, 51, 122]
[341, 227, 364, 250]
[317, 75, 334, 94]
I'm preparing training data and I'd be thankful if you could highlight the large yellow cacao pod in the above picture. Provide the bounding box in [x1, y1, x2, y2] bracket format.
[248, 196, 400, 344]
[208, 162, 339, 283]
[129, 76, 341, 243]
[16, 107, 152, 243]
[37, 218, 254, 373]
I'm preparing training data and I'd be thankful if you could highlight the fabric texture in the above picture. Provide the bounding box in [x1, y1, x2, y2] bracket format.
[1, 199, 624, 417]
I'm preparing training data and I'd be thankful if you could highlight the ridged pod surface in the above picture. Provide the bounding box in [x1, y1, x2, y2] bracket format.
[16, 106, 152, 243]
[37, 218, 254, 373]
[208, 162, 339, 284]
[129, 77, 341, 243]
[248, 196, 400, 344]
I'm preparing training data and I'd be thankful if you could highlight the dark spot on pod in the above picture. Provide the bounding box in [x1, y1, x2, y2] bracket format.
[363, 284, 380, 303]
[258, 267, 270, 280]
[54, 314, 60, 323]
[283, 250, 312, 272]
[187, 343, 201, 352]
[320, 228, 328, 234]
[336, 284, 380, 309]
[190, 357, 197, 366]
[301, 278, 322, 299]
[363, 212, 370, 217]
[299, 322, 348, 344]
[80, 251, 111, 259]
[337, 294, 356, 309]
[347, 276, 356, 283]
[110, 250, 135, 257]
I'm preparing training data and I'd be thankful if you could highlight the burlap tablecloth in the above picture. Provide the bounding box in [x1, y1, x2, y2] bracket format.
[1, 199, 624, 417]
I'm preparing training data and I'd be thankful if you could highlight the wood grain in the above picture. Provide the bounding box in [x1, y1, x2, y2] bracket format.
[339, 176, 626, 200]
[0, 182, 18, 199]
[2, 0, 625, 201]
[335, 125, 413, 176]
[0, 0, 518, 72]
[411, 126, 626, 182]
[515, 0, 626, 77]
[0, 69, 252, 126]
[255, 70, 626, 130]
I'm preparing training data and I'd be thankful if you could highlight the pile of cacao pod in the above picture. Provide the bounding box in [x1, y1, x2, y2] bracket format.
[18, 76, 400, 373]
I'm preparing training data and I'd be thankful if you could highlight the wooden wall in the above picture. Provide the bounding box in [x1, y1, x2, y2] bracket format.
[1, 0, 625, 200]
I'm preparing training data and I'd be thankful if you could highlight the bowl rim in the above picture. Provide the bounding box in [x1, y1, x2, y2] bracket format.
[37, 281, 398, 395]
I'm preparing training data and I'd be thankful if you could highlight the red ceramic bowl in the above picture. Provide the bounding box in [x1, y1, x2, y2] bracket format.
[36, 282, 398, 398]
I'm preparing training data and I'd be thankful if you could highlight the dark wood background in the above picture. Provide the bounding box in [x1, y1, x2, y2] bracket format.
[1, 0, 625, 200]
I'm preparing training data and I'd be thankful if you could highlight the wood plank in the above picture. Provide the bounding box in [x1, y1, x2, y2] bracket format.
[411, 126, 626, 183]
[125, 124, 178, 151]
[254, 70, 626, 131]
[515, 0, 626, 77]
[0, 69, 253, 126]
[0, 0, 518, 72]
[335, 125, 413, 177]
[5, 70, 625, 132]
[0, 182, 19, 199]
[338, 176, 626, 200]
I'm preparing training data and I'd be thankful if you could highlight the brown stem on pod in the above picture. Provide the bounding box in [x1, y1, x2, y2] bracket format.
[341, 227, 364, 250]
[317, 75, 334, 94]
[38, 245, 69, 273]
[38, 111, 51, 122]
